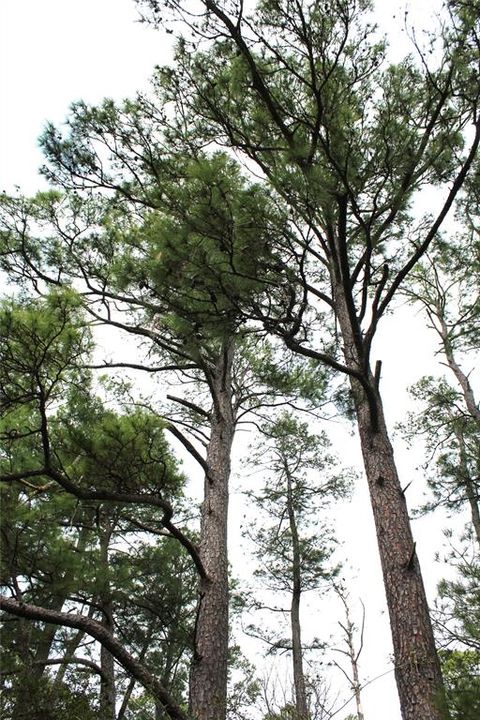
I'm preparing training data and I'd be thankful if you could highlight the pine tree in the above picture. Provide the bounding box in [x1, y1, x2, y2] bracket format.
[130, 1, 480, 715]
[245, 413, 347, 720]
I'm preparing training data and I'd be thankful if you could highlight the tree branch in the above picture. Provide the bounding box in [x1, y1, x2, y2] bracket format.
[167, 395, 210, 419]
[375, 116, 480, 322]
[0, 596, 188, 720]
[165, 423, 211, 480]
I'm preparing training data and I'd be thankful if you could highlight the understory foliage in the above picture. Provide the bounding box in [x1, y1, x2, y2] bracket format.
[0, 293, 196, 718]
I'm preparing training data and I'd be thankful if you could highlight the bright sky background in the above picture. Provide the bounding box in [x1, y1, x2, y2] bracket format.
[0, 1, 468, 719]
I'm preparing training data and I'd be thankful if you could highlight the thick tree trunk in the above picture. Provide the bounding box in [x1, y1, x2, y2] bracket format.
[335, 290, 446, 720]
[355, 397, 445, 719]
[189, 344, 235, 720]
[286, 468, 309, 720]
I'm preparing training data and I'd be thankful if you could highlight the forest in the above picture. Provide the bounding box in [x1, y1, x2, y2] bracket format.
[0, 1, 479, 719]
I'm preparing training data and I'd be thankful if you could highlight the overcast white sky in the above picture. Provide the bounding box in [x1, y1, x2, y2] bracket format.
[0, 1, 467, 719]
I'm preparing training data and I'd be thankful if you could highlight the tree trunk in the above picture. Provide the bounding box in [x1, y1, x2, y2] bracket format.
[53, 626, 88, 686]
[100, 615, 116, 720]
[286, 468, 309, 720]
[466, 481, 480, 548]
[439, 316, 480, 425]
[98, 510, 116, 720]
[189, 343, 235, 720]
[355, 397, 445, 719]
[338, 592, 364, 720]
[156, 618, 182, 720]
[455, 426, 480, 547]
[335, 289, 446, 720]
[351, 650, 364, 720]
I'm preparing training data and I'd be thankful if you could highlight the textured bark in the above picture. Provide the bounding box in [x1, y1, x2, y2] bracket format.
[189, 344, 235, 720]
[335, 289, 445, 720]
[356, 401, 444, 719]
[99, 612, 115, 720]
[286, 468, 309, 720]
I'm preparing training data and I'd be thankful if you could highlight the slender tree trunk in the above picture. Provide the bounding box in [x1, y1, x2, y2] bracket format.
[439, 316, 480, 425]
[456, 428, 480, 547]
[466, 483, 480, 548]
[156, 619, 183, 720]
[117, 678, 137, 720]
[286, 468, 309, 720]
[189, 343, 235, 720]
[337, 590, 365, 720]
[351, 654, 364, 720]
[440, 317, 480, 545]
[11, 612, 33, 720]
[115, 621, 157, 720]
[335, 290, 446, 720]
[99, 510, 116, 720]
[53, 626, 88, 686]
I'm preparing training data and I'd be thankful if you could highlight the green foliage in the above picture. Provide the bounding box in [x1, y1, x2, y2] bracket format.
[227, 644, 261, 720]
[245, 413, 349, 657]
[245, 341, 328, 405]
[0, 288, 91, 407]
[404, 375, 479, 516]
[436, 531, 480, 652]
[2, 92, 290, 345]
[61, 407, 183, 497]
[0, 675, 101, 720]
[439, 649, 480, 720]
[0, 294, 195, 716]
[401, 226, 479, 529]
[263, 703, 299, 720]
[409, 232, 480, 357]
[118, 152, 284, 343]
[132, 0, 480, 387]
[2, 2, 480, 717]
[1, 292, 185, 499]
